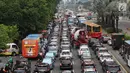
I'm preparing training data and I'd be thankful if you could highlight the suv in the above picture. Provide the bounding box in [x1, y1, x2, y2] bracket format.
[33, 61, 51, 73]
[60, 58, 73, 70]
[102, 61, 122, 73]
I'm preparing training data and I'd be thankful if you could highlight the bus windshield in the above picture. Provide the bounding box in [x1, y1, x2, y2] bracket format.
[93, 26, 100, 32]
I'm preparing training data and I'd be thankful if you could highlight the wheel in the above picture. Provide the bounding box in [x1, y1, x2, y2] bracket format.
[12, 52, 16, 56]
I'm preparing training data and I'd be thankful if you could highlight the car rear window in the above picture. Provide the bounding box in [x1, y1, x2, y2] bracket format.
[62, 52, 70, 55]
[107, 66, 120, 72]
[62, 59, 71, 63]
[14, 70, 25, 73]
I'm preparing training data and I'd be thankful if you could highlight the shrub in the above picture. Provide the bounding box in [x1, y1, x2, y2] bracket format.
[125, 34, 130, 40]
[105, 27, 122, 33]
[105, 27, 114, 33]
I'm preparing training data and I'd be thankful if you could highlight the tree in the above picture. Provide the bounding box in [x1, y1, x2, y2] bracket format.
[0, 0, 60, 39]
[0, 24, 19, 49]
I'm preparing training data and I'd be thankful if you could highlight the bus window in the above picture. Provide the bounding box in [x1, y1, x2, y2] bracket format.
[93, 27, 100, 32]
[87, 26, 91, 32]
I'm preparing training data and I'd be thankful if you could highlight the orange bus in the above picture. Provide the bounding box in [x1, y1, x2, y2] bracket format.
[83, 21, 102, 38]
[22, 34, 43, 58]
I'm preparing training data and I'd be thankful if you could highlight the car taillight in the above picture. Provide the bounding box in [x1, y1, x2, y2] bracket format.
[107, 71, 110, 73]
[47, 68, 50, 71]
[60, 64, 62, 66]
[118, 71, 122, 73]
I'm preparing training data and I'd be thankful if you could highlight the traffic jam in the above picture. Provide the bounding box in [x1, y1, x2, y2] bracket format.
[0, 11, 129, 73]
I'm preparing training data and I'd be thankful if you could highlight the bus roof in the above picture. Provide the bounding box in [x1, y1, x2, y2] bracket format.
[84, 21, 101, 27]
[27, 34, 41, 37]
[125, 40, 130, 45]
[24, 34, 41, 40]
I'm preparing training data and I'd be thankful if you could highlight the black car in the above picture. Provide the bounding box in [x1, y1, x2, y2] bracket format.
[102, 61, 122, 73]
[33, 61, 51, 73]
[60, 70, 74, 73]
[60, 58, 73, 70]
[13, 58, 31, 73]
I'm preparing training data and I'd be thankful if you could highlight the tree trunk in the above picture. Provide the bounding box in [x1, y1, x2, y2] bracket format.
[116, 16, 119, 33]
[101, 15, 104, 25]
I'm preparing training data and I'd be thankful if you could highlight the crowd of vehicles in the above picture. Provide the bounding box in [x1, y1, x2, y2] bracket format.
[0, 8, 127, 73]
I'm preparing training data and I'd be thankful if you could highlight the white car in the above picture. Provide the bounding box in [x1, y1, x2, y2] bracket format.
[99, 53, 114, 63]
[83, 68, 98, 73]
[101, 35, 111, 43]
[78, 45, 89, 56]
[61, 42, 70, 48]
[107, 39, 112, 46]
[96, 47, 108, 58]
[60, 50, 72, 58]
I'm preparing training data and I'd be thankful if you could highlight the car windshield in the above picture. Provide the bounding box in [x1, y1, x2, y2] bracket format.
[84, 65, 94, 68]
[84, 71, 97, 73]
[81, 48, 87, 51]
[107, 66, 120, 72]
[62, 52, 70, 55]
[49, 48, 57, 51]
[99, 50, 108, 52]
[101, 55, 112, 58]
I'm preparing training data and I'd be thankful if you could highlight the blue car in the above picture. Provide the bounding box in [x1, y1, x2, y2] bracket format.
[42, 57, 54, 69]
[45, 52, 55, 60]
[48, 49, 58, 57]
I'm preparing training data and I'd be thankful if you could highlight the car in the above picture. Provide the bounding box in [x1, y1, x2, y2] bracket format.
[60, 70, 75, 73]
[13, 58, 31, 73]
[48, 48, 58, 57]
[61, 42, 71, 48]
[95, 47, 108, 59]
[42, 57, 54, 69]
[45, 52, 55, 60]
[80, 58, 94, 67]
[78, 45, 90, 57]
[60, 50, 72, 59]
[60, 58, 73, 70]
[33, 61, 51, 73]
[80, 52, 91, 60]
[50, 38, 58, 42]
[99, 53, 114, 64]
[81, 69, 98, 73]
[102, 61, 122, 73]
[107, 39, 112, 46]
[91, 42, 103, 51]
[100, 34, 111, 43]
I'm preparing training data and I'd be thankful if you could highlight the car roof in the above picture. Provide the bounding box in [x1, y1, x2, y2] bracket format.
[84, 68, 96, 71]
[46, 52, 54, 56]
[105, 61, 119, 66]
[62, 50, 70, 52]
[98, 47, 107, 50]
[7, 43, 16, 45]
[42, 58, 52, 64]
[80, 45, 88, 48]
[125, 40, 130, 45]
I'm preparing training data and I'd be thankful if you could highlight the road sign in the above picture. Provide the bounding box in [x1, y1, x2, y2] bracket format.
[118, 3, 127, 11]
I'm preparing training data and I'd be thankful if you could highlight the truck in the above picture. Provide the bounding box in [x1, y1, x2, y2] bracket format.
[0, 43, 19, 56]
[73, 29, 89, 49]
[111, 33, 124, 50]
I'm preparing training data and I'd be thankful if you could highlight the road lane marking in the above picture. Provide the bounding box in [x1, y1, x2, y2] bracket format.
[109, 51, 128, 73]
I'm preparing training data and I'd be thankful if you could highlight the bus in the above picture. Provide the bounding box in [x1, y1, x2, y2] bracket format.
[83, 21, 102, 39]
[22, 34, 44, 58]
[120, 40, 130, 67]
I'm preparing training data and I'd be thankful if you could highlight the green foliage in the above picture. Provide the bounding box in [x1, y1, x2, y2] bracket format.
[0, 0, 59, 39]
[105, 27, 122, 33]
[0, 24, 19, 49]
[125, 34, 130, 40]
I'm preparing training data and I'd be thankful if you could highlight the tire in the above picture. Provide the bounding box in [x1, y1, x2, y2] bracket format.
[12, 52, 16, 56]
